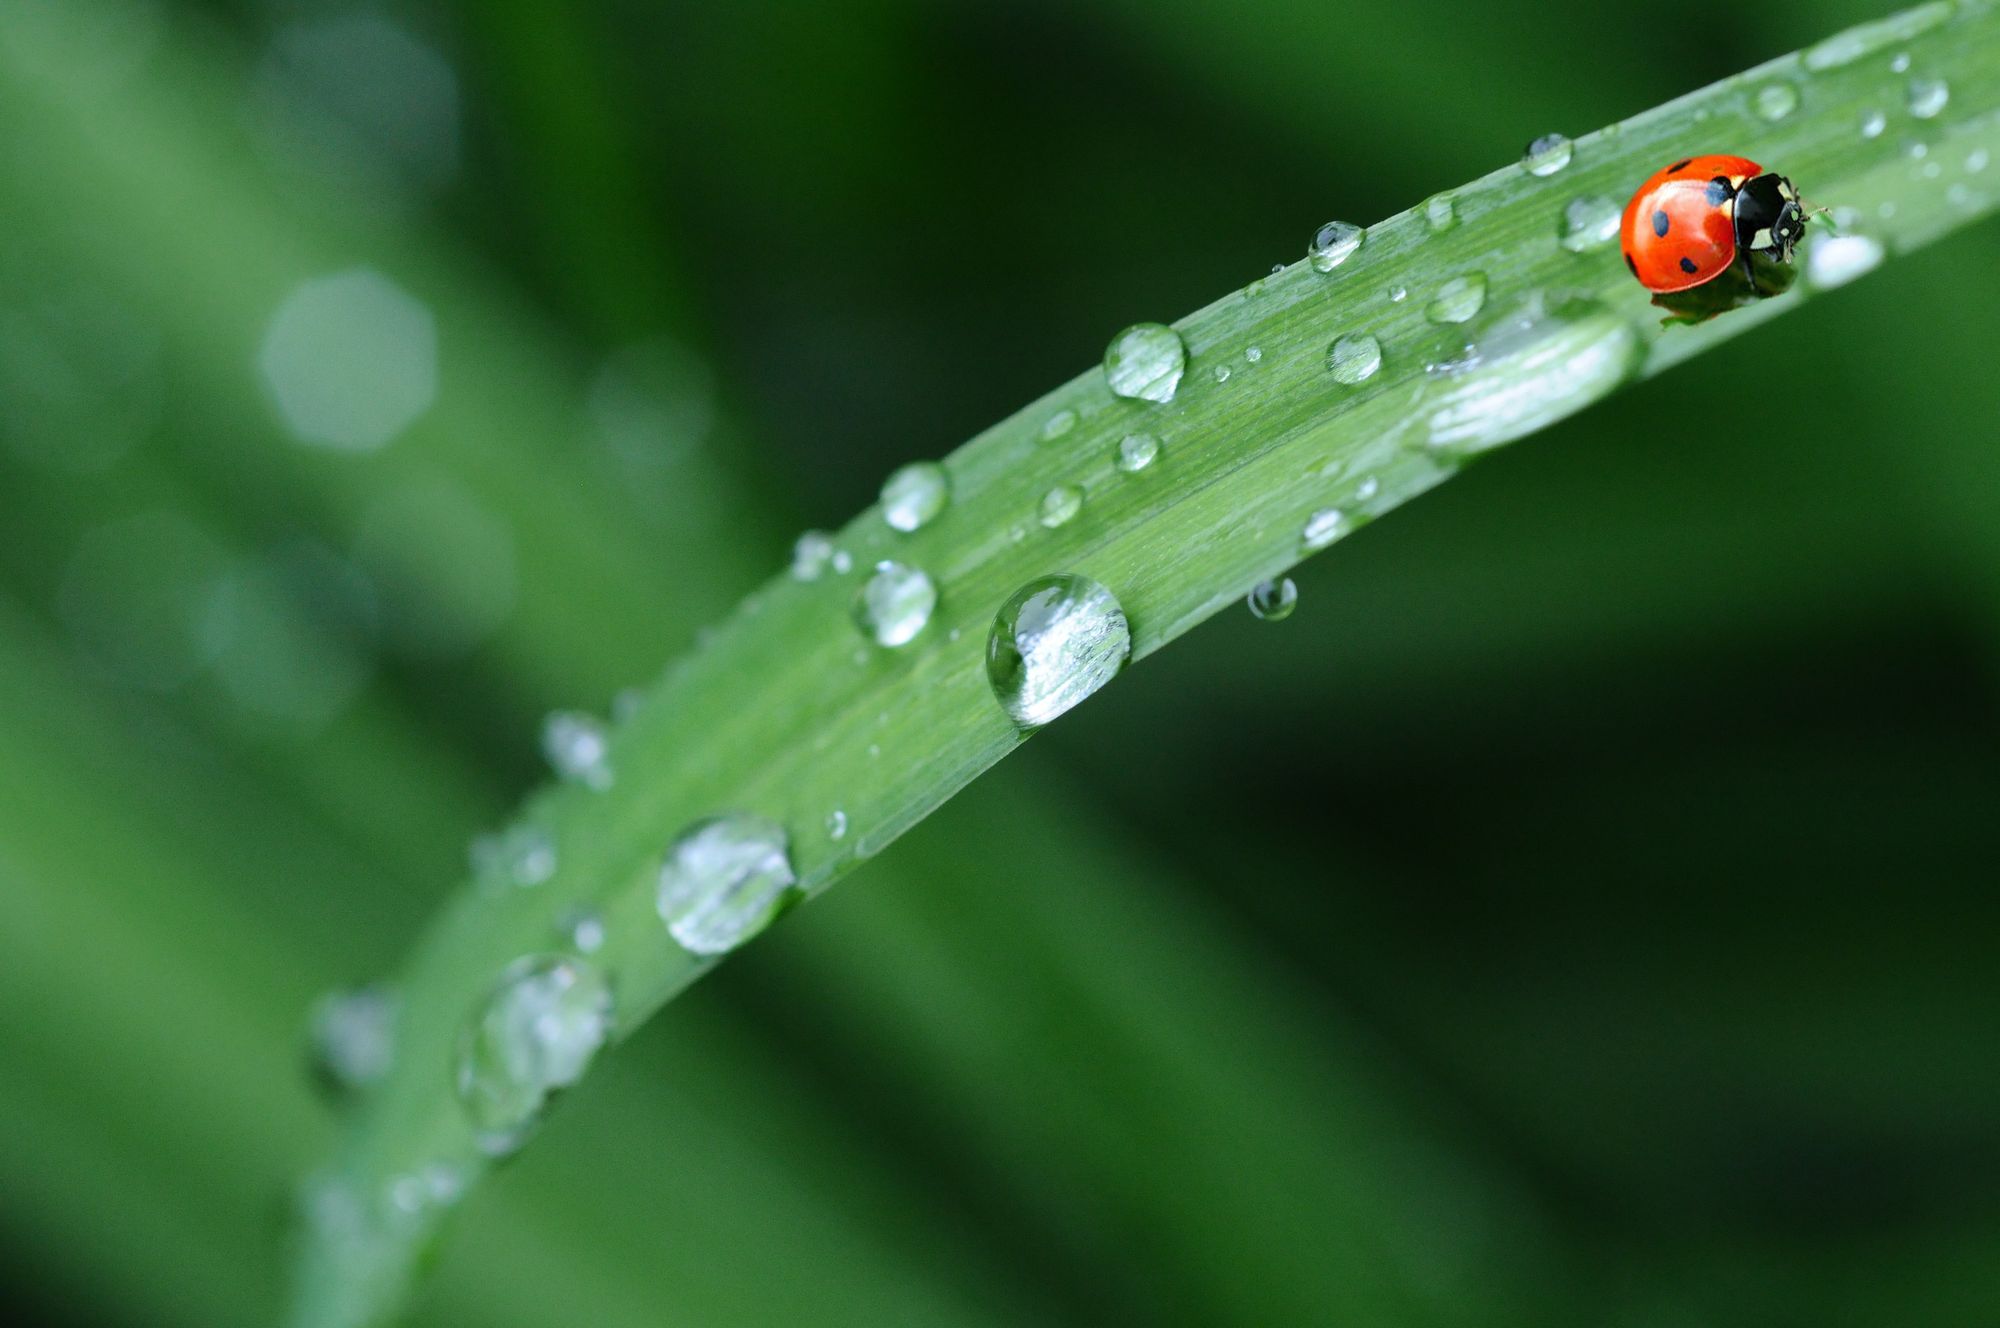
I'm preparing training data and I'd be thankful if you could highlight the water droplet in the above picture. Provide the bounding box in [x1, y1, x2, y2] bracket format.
[1307, 220, 1365, 272]
[825, 809, 848, 841]
[1388, 285, 1409, 303]
[1038, 408, 1078, 442]
[985, 575, 1131, 728]
[880, 461, 949, 533]
[1116, 433, 1160, 472]
[385, 1163, 465, 1223]
[454, 955, 613, 1153]
[1805, 3, 1950, 71]
[656, 815, 799, 955]
[852, 560, 938, 648]
[1103, 322, 1186, 403]
[1908, 76, 1949, 119]
[1301, 508, 1347, 552]
[791, 530, 838, 581]
[1244, 346, 1263, 364]
[1558, 196, 1622, 254]
[1860, 109, 1888, 139]
[1419, 299, 1641, 457]
[1891, 51, 1913, 73]
[1806, 233, 1885, 289]
[1246, 578, 1298, 621]
[1968, 148, 1990, 173]
[308, 984, 398, 1097]
[560, 906, 606, 954]
[1754, 82, 1799, 121]
[542, 710, 612, 790]
[1325, 333, 1382, 385]
[259, 268, 437, 452]
[473, 824, 557, 888]
[1039, 484, 1084, 528]
[1426, 273, 1489, 324]
[1522, 133, 1573, 176]
[1212, 365, 1232, 384]
[1355, 475, 1380, 502]
[1423, 194, 1457, 233]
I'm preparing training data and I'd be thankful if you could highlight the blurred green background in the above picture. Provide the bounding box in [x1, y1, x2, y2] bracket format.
[4, 0, 2000, 1324]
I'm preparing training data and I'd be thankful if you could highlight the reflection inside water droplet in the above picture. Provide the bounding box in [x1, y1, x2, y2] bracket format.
[986, 575, 1132, 728]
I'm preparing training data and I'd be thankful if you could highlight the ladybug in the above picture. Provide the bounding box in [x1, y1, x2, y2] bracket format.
[1620, 155, 1810, 295]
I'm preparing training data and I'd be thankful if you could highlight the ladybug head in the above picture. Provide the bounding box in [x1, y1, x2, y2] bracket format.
[1735, 172, 1809, 262]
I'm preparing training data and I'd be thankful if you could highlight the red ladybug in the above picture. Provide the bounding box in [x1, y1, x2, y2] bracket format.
[1620, 154, 1809, 294]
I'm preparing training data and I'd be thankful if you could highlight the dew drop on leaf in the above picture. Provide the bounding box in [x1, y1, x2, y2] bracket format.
[307, 984, 398, 1098]
[1301, 508, 1347, 552]
[1116, 432, 1160, 472]
[852, 560, 938, 647]
[1522, 133, 1573, 176]
[1307, 220, 1364, 272]
[656, 815, 799, 955]
[986, 574, 1131, 728]
[541, 710, 612, 790]
[1426, 273, 1489, 324]
[1246, 578, 1298, 621]
[1038, 484, 1083, 529]
[454, 955, 613, 1154]
[1325, 333, 1382, 385]
[1103, 322, 1186, 403]
[880, 461, 949, 533]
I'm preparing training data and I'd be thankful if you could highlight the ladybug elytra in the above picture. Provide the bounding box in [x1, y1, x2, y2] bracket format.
[1620, 154, 1810, 296]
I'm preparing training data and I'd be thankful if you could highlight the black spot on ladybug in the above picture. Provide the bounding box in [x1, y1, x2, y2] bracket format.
[1652, 210, 1670, 237]
[1669, 158, 1692, 173]
[1679, 256, 1699, 274]
[1706, 178, 1731, 206]
[1625, 252, 1639, 279]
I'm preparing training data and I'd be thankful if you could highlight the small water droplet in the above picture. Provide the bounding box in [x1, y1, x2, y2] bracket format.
[1212, 364, 1232, 384]
[542, 710, 612, 790]
[1891, 51, 1912, 73]
[656, 815, 799, 955]
[454, 954, 613, 1153]
[386, 1163, 464, 1221]
[1301, 508, 1347, 551]
[1270, 262, 1285, 275]
[560, 906, 606, 954]
[1860, 109, 1888, 139]
[1522, 133, 1573, 176]
[1806, 233, 1885, 289]
[1423, 194, 1457, 233]
[1426, 273, 1488, 324]
[1754, 82, 1799, 121]
[1038, 484, 1084, 529]
[791, 530, 838, 581]
[473, 824, 557, 888]
[852, 560, 938, 648]
[1325, 333, 1382, 385]
[1246, 578, 1298, 621]
[1908, 76, 1949, 119]
[831, 549, 853, 575]
[1967, 148, 1990, 173]
[1387, 285, 1408, 303]
[1116, 433, 1160, 472]
[1103, 322, 1187, 403]
[985, 575, 1131, 728]
[1038, 408, 1078, 442]
[1558, 196, 1622, 254]
[1355, 475, 1380, 502]
[1244, 346, 1263, 364]
[308, 984, 398, 1097]
[825, 809, 848, 841]
[880, 461, 949, 533]
[1307, 220, 1365, 272]
[1907, 140, 1930, 160]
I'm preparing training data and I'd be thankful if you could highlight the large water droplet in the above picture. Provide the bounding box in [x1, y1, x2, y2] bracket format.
[1326, 333, 1383, 385]
[308, 984, 398, 1097]
[880, 461, 949, 533]
[656, 815, 798, 955]
[1103, 323, 1186, 403]
[1806, 233, 1885, 289]
[852, 560, 938, 647]
[1308, 221, 1365, 272]
[542, 710, 612, 790]
[1522, 133, 1573, 176]
[1246, 578, 1298, 621]
[1426, 273, 1488, 324]
[1558, 196, 1622, 253]
[791, 530, 839, 581]
[1116, 432, 1160, 472]
[1908, 76, 1949, 119]
[1419, 300, 1641, 456]
[1423, 194, 1457, 233]
[1754, 82, 1799, 121]
[1301, 508, 1347, 552]
[454, 954, 613, 1153]
[1039, 485, 1084, 529]
[986, 575, 1131, 728]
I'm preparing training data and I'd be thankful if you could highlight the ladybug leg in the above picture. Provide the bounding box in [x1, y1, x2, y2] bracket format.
[1739, 246, 1760, 297]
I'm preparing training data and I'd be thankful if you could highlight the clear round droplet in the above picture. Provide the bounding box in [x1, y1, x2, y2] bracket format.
[1039, 484, 1084, 529]
[1354, 475, 1380, 502]
[825, 809, 848, 841]
[1308, 220, 1365, 272]
[1891, 51, 1912, 74]
[791, 530, 838, 581]
[1116, 432, 1160, 472]
[1326, 333, 1383, 385]
[656, 815, 799, 955]
[454, 955, 613, 1153]
[1860, 109, 1888, 139]
[852, 560, 938, 648]
[542, 710, 612, 790]
[1244, 346, 1263, 364]
[1246, 578, 1298, 622]
[1103, 322, 1187, 404]
[880, 461, 949, 533]
[1754, 82, 1800, 121]
[1423, 194, 1457, 233]
[985, 574, 1132, 729]
[1806, 233, 1886, 289]
[1387, 285, 1409, 303]
[1426, 273, 1488, 324]
[560, 906, 606, 954]
[1301, 508, 1347, 552]
[308, 984, 398, 1097]
[1212, 365, 1231, 384]
[1908, 76, 1949, 119]
[1558, 196, 1622, 254]
[1522, 133, 1573, 176]
[1039, 408, 1078, 442]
